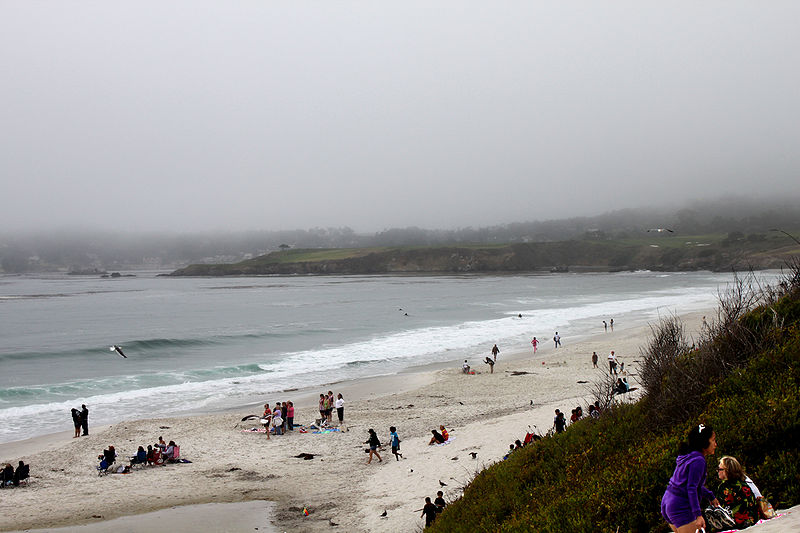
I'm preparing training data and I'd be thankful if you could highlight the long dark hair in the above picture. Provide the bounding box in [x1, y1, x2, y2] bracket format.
[678, 423, 714, 455]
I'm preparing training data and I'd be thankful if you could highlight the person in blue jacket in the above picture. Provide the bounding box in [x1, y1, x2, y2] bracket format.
[661, 424, 720, 532]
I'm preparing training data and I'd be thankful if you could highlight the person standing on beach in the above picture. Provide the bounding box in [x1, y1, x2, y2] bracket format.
[435, 491, 446, 513]
[531, 337, 539, 353]
[80, 404, 89, 436]
[421, 497, 438, 527]
[335, 393, 345, 425]
[71, 408, 81, 438]
[491, 344, 500, 362]
[318, 394, 326, 425]
[553, 332, 561, 348]
[553, 409, 566, 433]
[286, 401, 294, 431]
[608, 351, 618, 375]
[262, 403, 271, 439]
[591, 351, 598, 368]
[326, 391, 334, 425]
[610, 318, 614, 331]
[603, 320, 608, 332]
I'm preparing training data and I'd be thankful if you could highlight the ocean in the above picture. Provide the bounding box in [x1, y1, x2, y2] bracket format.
[0, 270, 774, 444]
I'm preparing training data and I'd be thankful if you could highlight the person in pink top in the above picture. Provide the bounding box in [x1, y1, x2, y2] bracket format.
[531, 337, 539, 353]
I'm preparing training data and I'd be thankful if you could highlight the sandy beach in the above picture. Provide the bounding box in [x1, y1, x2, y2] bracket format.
[3, 308, 795, 533]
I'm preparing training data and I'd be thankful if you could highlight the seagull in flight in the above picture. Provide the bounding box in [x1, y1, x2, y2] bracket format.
[646, 228, 674, 233]
[110, 345, 127, 358]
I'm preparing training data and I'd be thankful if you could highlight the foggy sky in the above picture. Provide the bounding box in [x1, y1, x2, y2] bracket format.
[2, 2, 798, 233]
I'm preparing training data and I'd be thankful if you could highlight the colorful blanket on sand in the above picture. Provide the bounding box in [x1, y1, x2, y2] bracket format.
[241, 428, 268, 433]
[312, 428, 341, 434]
[717, 513, 786, 533]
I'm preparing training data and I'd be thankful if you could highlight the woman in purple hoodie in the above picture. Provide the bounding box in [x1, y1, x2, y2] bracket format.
[661, 424, 720, 532]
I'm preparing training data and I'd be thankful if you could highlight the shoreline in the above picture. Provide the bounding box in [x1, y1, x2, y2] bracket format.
[2, 309, 711, 532]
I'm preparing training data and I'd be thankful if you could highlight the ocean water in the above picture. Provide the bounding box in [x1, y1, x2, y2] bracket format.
[0, 270, 774, 444]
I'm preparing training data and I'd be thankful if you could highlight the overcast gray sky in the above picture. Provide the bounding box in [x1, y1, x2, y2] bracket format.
[2, 2, 798, 233]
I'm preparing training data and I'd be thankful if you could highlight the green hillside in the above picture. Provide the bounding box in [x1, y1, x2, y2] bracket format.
[168, 234, 799, 276]
[427, 264, 800, 532]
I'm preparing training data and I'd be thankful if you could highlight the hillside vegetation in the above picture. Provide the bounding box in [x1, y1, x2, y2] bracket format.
[168, 234, 799, 276]
[426, 263, 800, 532]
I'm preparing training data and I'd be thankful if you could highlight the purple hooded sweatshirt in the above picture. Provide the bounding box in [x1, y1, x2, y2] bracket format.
[662, 451, 715, 523]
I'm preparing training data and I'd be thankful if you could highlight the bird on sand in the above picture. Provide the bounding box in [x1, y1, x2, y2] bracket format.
[469, 452, 478, 459]
[439, 480, 447, 487]
[380, 510, 387, 517]
[110, 345, 127, 358]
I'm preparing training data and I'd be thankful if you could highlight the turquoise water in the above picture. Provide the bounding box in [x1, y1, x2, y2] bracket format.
[0, 270, 766, 443]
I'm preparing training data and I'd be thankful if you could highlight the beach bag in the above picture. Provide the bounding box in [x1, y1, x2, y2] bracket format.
[272, 416, 283, 427]
[757, 497, 776, 519]
[703, 506, 735, 531]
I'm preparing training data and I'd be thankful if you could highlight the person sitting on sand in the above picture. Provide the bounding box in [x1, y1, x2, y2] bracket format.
[2, 463, 14, 486]
[162, 441, 177, 461]
[365, 429, 382, 464]
[716, 456, 759, 529]
[429, 429, 445, 445]
[439, 425, 449, 442]
[130, 446, 147, 467]
[462, 360, 470, 373]
[13, 461, 29, 486]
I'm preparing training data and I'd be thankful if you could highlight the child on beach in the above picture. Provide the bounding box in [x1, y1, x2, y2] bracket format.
[389, 426, 402, 460]
[365, 429, 382, 464]
[531, 337, 539, 353]
[262, 403, 271, 439]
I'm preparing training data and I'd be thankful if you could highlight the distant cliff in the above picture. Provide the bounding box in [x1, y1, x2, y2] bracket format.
[167, 237, 798, 276]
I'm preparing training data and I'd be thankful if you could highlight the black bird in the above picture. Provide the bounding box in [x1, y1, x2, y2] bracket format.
[469, 452, 478, 459]
[439, 480, 447, 487]
[530, 400, 533, 405]
[380, 510, 387, 517]
[451, 456, 458, 461]
[110, 345, 127, 358]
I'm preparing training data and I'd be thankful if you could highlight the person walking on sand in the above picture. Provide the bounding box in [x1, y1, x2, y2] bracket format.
[365, 429, 382, 464]
[71, 408, 81, 438]
[553, 332, 561, 348]
[80, 404, 89, 436]
[389, 426, 403, 460]
[531, 337, 539, 353]
[491, 344, 500, 362]
[591, 351, 598, 368]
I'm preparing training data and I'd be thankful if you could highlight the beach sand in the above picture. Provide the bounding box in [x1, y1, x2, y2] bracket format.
[4, 309, 795, 533]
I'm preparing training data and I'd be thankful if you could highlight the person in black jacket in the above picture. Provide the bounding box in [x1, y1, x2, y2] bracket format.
[80, 404, 89, 436]
[365, 429, 382, 464]
[13, 461, 29, 486]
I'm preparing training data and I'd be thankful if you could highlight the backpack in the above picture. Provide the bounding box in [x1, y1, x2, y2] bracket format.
[703, 506, 735, 531]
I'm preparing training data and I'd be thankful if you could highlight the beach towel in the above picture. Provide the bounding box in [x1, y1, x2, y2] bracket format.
[311, 428, 341, 434]
[715, 513, 785, 533]
[435, 437, 454, 446]
[241, 428, 268, 433]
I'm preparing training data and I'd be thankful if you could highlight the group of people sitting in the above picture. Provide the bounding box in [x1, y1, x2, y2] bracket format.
[428, 425, 450, 445]
[553, 402, 604, 433]
[614, 377, 631, 395]
[98, 436, 180, 473]
[1, 461, 29, 487]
